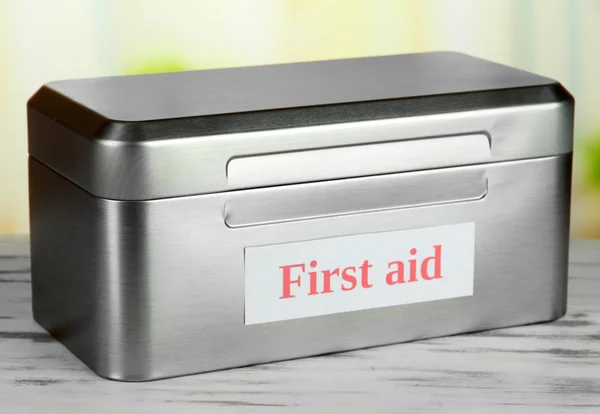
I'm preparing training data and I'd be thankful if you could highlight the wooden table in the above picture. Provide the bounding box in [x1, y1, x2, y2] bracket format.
[1, 235, 599, 413]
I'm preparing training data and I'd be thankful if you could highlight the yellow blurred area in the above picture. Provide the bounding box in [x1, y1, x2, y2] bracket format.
[1, 0, 599, 236]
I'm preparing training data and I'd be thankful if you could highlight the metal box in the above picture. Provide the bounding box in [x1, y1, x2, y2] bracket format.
[27, 52, 574, 381]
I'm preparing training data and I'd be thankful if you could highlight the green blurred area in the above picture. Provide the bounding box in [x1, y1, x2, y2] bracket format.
[126, 58, 191, 76]
[580, 132, 600, 190]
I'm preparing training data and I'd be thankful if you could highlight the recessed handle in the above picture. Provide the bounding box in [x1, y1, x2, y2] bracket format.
[227, 134, 490, 188]
[224, 165, 487, 228]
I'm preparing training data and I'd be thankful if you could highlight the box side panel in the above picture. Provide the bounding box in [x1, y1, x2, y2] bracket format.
[29, 158, 152, 381]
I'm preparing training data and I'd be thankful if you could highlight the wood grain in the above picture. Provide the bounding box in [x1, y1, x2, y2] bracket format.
[1, 235, 599, 413]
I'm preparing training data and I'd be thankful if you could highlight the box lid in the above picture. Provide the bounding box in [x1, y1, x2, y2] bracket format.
[27, 51, 574, 200]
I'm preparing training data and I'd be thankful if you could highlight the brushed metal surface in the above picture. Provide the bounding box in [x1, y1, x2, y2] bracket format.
[227, 134, 490, 188]
[43, 52, 556, 123]
[29, 153, 571, 381]
[224, 166, 487, 227]
[28, 101, 573, 200]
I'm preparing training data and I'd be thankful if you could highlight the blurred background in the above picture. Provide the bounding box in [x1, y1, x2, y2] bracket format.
[0, 0, 599, 237]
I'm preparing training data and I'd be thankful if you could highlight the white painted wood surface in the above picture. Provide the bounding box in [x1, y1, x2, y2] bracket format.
[1, 235, 599, 413]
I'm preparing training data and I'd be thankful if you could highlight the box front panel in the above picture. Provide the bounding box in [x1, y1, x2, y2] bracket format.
[122, 155, 570, 380]
[29, 154, 571, 381]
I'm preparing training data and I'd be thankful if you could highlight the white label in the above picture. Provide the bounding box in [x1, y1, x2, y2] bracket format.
[244, 223, 475, 325]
